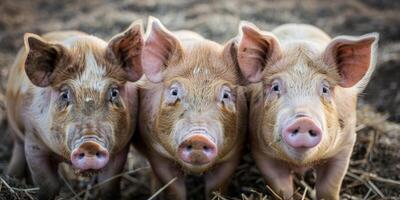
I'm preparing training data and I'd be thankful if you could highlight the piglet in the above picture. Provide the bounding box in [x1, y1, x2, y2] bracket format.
[238, 22, 378, 199]
[134, 17, 248, 199]
[6, 20, 144, 199]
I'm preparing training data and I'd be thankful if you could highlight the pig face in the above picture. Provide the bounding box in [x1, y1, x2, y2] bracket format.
[24, 21, 144, 174]
[238, 23, 378, 165]
[142, 17, 245, 173]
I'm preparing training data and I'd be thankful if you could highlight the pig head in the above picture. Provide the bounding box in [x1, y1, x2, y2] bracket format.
[238, 22, 378, 199]
[6, 20, 144, 199]
[136, 17, 247, 199]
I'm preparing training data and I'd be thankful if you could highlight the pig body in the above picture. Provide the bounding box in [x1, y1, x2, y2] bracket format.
[135, 17, 247, 199]
[6, 21, 144, 199]
[238, 23, 378, 199]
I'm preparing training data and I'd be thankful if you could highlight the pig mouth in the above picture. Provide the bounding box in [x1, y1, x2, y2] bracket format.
[73, 168, 102, 177]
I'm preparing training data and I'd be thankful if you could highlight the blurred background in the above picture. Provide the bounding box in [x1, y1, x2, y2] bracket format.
[0, 0, 399, 199]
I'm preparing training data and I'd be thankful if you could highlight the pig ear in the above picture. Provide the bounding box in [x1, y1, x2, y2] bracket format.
[237, 21, 282, 83]
[107, 20, 144, 82]
[24, 33, 67, 87]
[142, 16, 183, 83]
[323, 33, 379, 88]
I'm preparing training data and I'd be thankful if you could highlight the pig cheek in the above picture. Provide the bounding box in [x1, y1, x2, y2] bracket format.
[107, 108, 130, 153]
[320, 97, 340, 151]
[51, 110, 72, 158]
[156, 105, 183, 153]
[263, 99, 282, 146]
[217, 108, 237, 155]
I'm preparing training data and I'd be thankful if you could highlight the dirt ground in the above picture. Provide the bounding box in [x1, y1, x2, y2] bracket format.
[0, 0, 399, 199]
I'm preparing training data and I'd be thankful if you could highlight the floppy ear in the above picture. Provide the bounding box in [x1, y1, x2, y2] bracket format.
[107, 20, 144, 82]
[237, 21, 282, 83]
[142, 16, 183, 83]
[24, 33, 68, 87]
[323, 33, 379, 88]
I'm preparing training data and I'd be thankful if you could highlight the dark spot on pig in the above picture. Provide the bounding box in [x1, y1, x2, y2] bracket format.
[31, 145, 41, 151]
[339, 118, 345, 130]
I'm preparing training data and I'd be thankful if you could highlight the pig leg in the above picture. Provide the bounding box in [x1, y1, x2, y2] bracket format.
[204, 155, 241, 198]
[315, 146, 353, 200]
[24, 132, 61, 200]
[7, 140, 26, 178]
[253, 150, 293, 199]
[148, 153, 185, 200]
[97, 145, 130, 199]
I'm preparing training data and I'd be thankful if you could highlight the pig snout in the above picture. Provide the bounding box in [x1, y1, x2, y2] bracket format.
[282, 117, 322, 149]
[178, 134, 218, 165]
[70, 141, 109, 170]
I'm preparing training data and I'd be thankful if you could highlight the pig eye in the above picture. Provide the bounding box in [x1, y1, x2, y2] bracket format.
[165, 83, 183, 105]
[60, 90, 70, 102]
[59, 88, 72, 108]
[271, 81, 281, 94]
[170, 87, 179, 97]
[222, 92, 230, 99]
[322, 87, 329, 94]
[109, 88, 120, 102]
[321, 82, 331, 96]
[220, 86, 234, 105]
[221, 90, 231, 102]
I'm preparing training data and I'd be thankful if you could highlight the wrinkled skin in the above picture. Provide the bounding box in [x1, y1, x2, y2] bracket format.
[135, 17, 247, 200]
[239, 23, 378, 199]
[6, 21, 144, 199]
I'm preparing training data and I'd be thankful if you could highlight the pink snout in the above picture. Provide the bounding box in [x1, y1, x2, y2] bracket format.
[283, 117, 322, 149]
[178, 134, 218, 165]
[70, 141, 109, 170]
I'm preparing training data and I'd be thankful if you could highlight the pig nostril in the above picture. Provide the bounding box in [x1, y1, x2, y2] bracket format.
[95, 152, 100, 157]
[186, 145, 192, 150]
[78, 153, 85, 159]
[309, 130, 317, 137]
[203, 146, 208, 151]
[292, 129, 299, 135]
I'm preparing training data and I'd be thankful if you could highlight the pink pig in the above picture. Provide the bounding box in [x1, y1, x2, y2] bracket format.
[237, 22, 378, 199]
[134, 17, 248, 199]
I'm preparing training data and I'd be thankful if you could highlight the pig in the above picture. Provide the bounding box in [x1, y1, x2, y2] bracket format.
[237, 22, 378, 199]
[5, 20, 144, 199]
[134, 17, 248, 199]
